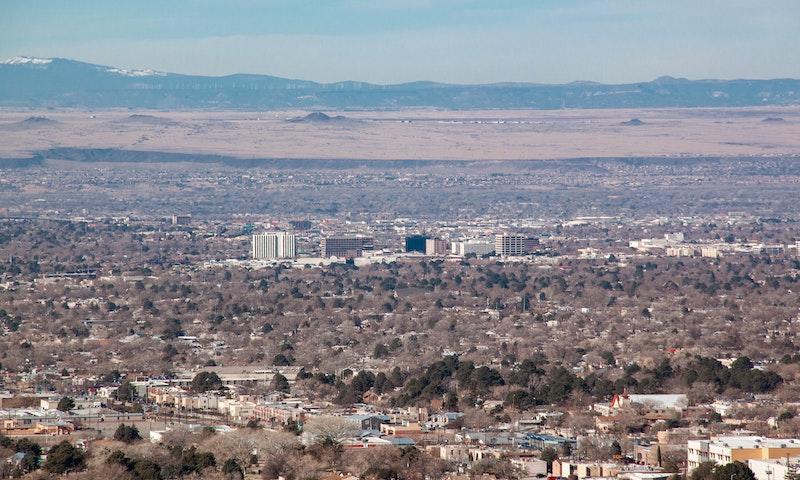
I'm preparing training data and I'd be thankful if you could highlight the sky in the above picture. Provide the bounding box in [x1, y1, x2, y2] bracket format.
[1, 0, 799, 84]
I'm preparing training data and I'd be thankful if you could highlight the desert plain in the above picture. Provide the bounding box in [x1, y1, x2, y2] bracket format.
[1, 107, 799, 161]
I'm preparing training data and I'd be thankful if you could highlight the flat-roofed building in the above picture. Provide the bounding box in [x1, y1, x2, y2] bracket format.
[553, 460, 621, 479]
[748, 457, 800, 480]
[322, 236, 374, 258]
[520, 433, 577, 451]
[425, 238, 449, 256]
[168, 366, 305, 389]
[252, 232, 296, 260]
[495, 234, 538, 256]
[688, 436, 800, 473]
[254, 403, 307, 425]
[666, 247, 694, 257]
[346, 414, 391, 431]
[452, 240, 494, 256]
[605, 393, 689, 415]
[405, 235, 427, 253]
[171, 214, 192, 226]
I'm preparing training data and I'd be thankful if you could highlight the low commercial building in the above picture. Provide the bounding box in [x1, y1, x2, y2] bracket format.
[425, 445, 470, 462]
[169, 365, 304, 389]
[346, 414, 390, 431]
[1, 418, 74, 436]
[687, 436, 800, 473]
[519, 433, 577, 451]
[595, 392, 689, 417]
[553, 460, 621, 479]
[666, 247, 694, 257]
[748, 457, 800, 480]
[509, 457, 548, 479]
[618, 471, 673, 480]
[427, 412, 465, 429]
[451, 240, 494, 256]
[0, 407, 144, 435]
[255, 403, 307, 425]
[380, 420, 422, 436]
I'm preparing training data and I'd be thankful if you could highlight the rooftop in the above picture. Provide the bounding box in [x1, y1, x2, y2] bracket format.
[705, 436, 800, 449]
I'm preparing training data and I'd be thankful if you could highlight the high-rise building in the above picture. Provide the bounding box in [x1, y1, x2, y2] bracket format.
[171, 214, 192, 225]
[495, 234, 538, 256]
[322, 236, 374, 258]
[425, 238, 450, 256]
[252, 232, 296, 260]
[405, 235, 427, 253]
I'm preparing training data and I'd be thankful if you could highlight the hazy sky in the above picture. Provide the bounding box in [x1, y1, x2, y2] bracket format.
[2, 0, 799, 84]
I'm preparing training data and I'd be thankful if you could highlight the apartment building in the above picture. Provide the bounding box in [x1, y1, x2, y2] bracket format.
[251, 232, 296, 259]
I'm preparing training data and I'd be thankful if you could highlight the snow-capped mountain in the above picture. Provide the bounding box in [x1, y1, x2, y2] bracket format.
[0, 56, 798, 109]
[2, 56, 53, 65]
[104, 67, 166, 77]
[2, 56, 165, 76]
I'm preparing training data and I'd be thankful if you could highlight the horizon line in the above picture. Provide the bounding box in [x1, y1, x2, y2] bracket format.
[4, 55, 800, 88]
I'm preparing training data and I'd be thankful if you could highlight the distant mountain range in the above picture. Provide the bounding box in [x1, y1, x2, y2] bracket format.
[1, 56, 799, 110]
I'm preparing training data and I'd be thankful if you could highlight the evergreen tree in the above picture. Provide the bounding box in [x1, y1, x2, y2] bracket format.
[114, 380, 137, 402]
[271, 373, 290, 393]
[444, 390, 459, 411]
[712, 462, 756, 480]
[57, 396, 75, 412]
[44, 440, 86, 474]
[113, 423, 142, 443]
[611, 440, 623, 458]
[222, 458, 244, 480]
[191, 371, 223, 393]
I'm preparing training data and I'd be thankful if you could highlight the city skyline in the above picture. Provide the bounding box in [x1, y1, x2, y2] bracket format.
[3, 3, 800, 479]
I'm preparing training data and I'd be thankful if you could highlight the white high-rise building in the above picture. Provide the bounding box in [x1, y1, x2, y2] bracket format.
[252, 232, 296, 260]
